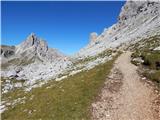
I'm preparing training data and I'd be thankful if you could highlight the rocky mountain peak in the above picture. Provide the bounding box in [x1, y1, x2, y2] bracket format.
[1, 33, 72, 87]
[26, 32, 37, 45]
[13, 33, 69, 63]
[118, 0, 160, 25]
[16, 33, 48, 55]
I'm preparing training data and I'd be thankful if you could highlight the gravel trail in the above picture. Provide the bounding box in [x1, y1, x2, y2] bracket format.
[92, 51, 160, 120]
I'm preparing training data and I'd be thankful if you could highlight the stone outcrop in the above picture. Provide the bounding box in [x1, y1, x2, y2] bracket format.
[118, 1, 159, 23]
[1, 33, 72, 90]
[90, 32, 98, 43]
[0, 45, 15, 64]
[75, 0, 160, 58]
[15, 33, 64, 62]
[0, 45, 15, 58]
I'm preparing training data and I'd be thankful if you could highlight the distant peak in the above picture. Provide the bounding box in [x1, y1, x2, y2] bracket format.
[26, 32, 37, 42]
[30, 32, 36, 36]
[28, 32, 36, 39]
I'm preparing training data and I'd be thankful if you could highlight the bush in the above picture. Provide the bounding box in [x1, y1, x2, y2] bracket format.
[142, 52, 160, 70]
[143, 70, 160, 88]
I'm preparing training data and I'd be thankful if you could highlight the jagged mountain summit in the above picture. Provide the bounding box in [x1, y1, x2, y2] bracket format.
[75, 0, 160, 58]
[1, 33, 72, 92]
[15, 33, 67, 62]
[1, 33, 67, 63]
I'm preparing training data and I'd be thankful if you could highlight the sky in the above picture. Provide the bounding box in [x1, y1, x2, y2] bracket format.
[1, 1, 125, 55]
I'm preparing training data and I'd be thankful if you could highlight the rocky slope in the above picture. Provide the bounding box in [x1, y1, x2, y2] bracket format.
[1, 0, 160, 93]
[75, 0, 160, 58]
[1, 0, 160, 115]
[0, 45, 15, 64]
[1, 33, 72, 92]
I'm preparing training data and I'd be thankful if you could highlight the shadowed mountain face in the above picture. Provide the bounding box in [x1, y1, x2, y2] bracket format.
[0, 45, 15, 58]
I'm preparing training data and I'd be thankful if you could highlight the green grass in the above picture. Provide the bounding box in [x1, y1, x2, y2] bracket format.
[131, 50, 160, 69]
[141, 52, 160, 70]
[143, 70, 160, 87]
[130, 35, 160, 51]
[2, 54, 118, 120]
[131, 35, 160, 88]
[131, 51, 160, 70]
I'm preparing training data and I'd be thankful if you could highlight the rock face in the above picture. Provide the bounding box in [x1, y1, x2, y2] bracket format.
[15, 33, 65, 62]
[154, 46, 160, 51]
[18, 33, 48, 54]
[0, 45, 15, 64]
[118, 1, 159, 23]
[1, 33, 72, 90]
[75, 0, 160, 58]
[0, 45, 15, 58]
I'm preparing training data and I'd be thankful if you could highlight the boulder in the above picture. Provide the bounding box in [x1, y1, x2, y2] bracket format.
[154, 46, 160, 51]
[7, 70, 17, 77]
[14, 82, 23, 88]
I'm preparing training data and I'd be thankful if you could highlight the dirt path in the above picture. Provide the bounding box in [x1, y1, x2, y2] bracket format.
[92, 51, 160, 120]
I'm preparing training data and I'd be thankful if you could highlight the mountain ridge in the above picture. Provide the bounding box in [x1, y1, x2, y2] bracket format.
[75, 0, 160, 58]
[1, 0, 160, 93]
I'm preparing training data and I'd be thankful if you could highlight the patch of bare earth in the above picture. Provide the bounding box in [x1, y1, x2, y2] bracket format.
[92, 51, 160, 120]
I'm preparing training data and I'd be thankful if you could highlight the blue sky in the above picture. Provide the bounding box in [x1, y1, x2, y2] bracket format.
[1, 1, 125, 55]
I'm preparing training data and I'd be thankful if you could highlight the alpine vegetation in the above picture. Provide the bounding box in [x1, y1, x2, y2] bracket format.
[1, 1, 160, 119]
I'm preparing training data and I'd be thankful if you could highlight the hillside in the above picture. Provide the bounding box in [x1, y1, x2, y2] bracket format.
[1, 54, 119, 119]
[1, 0, 160, 119]
[75, 1, 160, 58]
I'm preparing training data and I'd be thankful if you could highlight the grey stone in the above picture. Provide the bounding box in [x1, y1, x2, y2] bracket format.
[7, 70, 17, 77]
